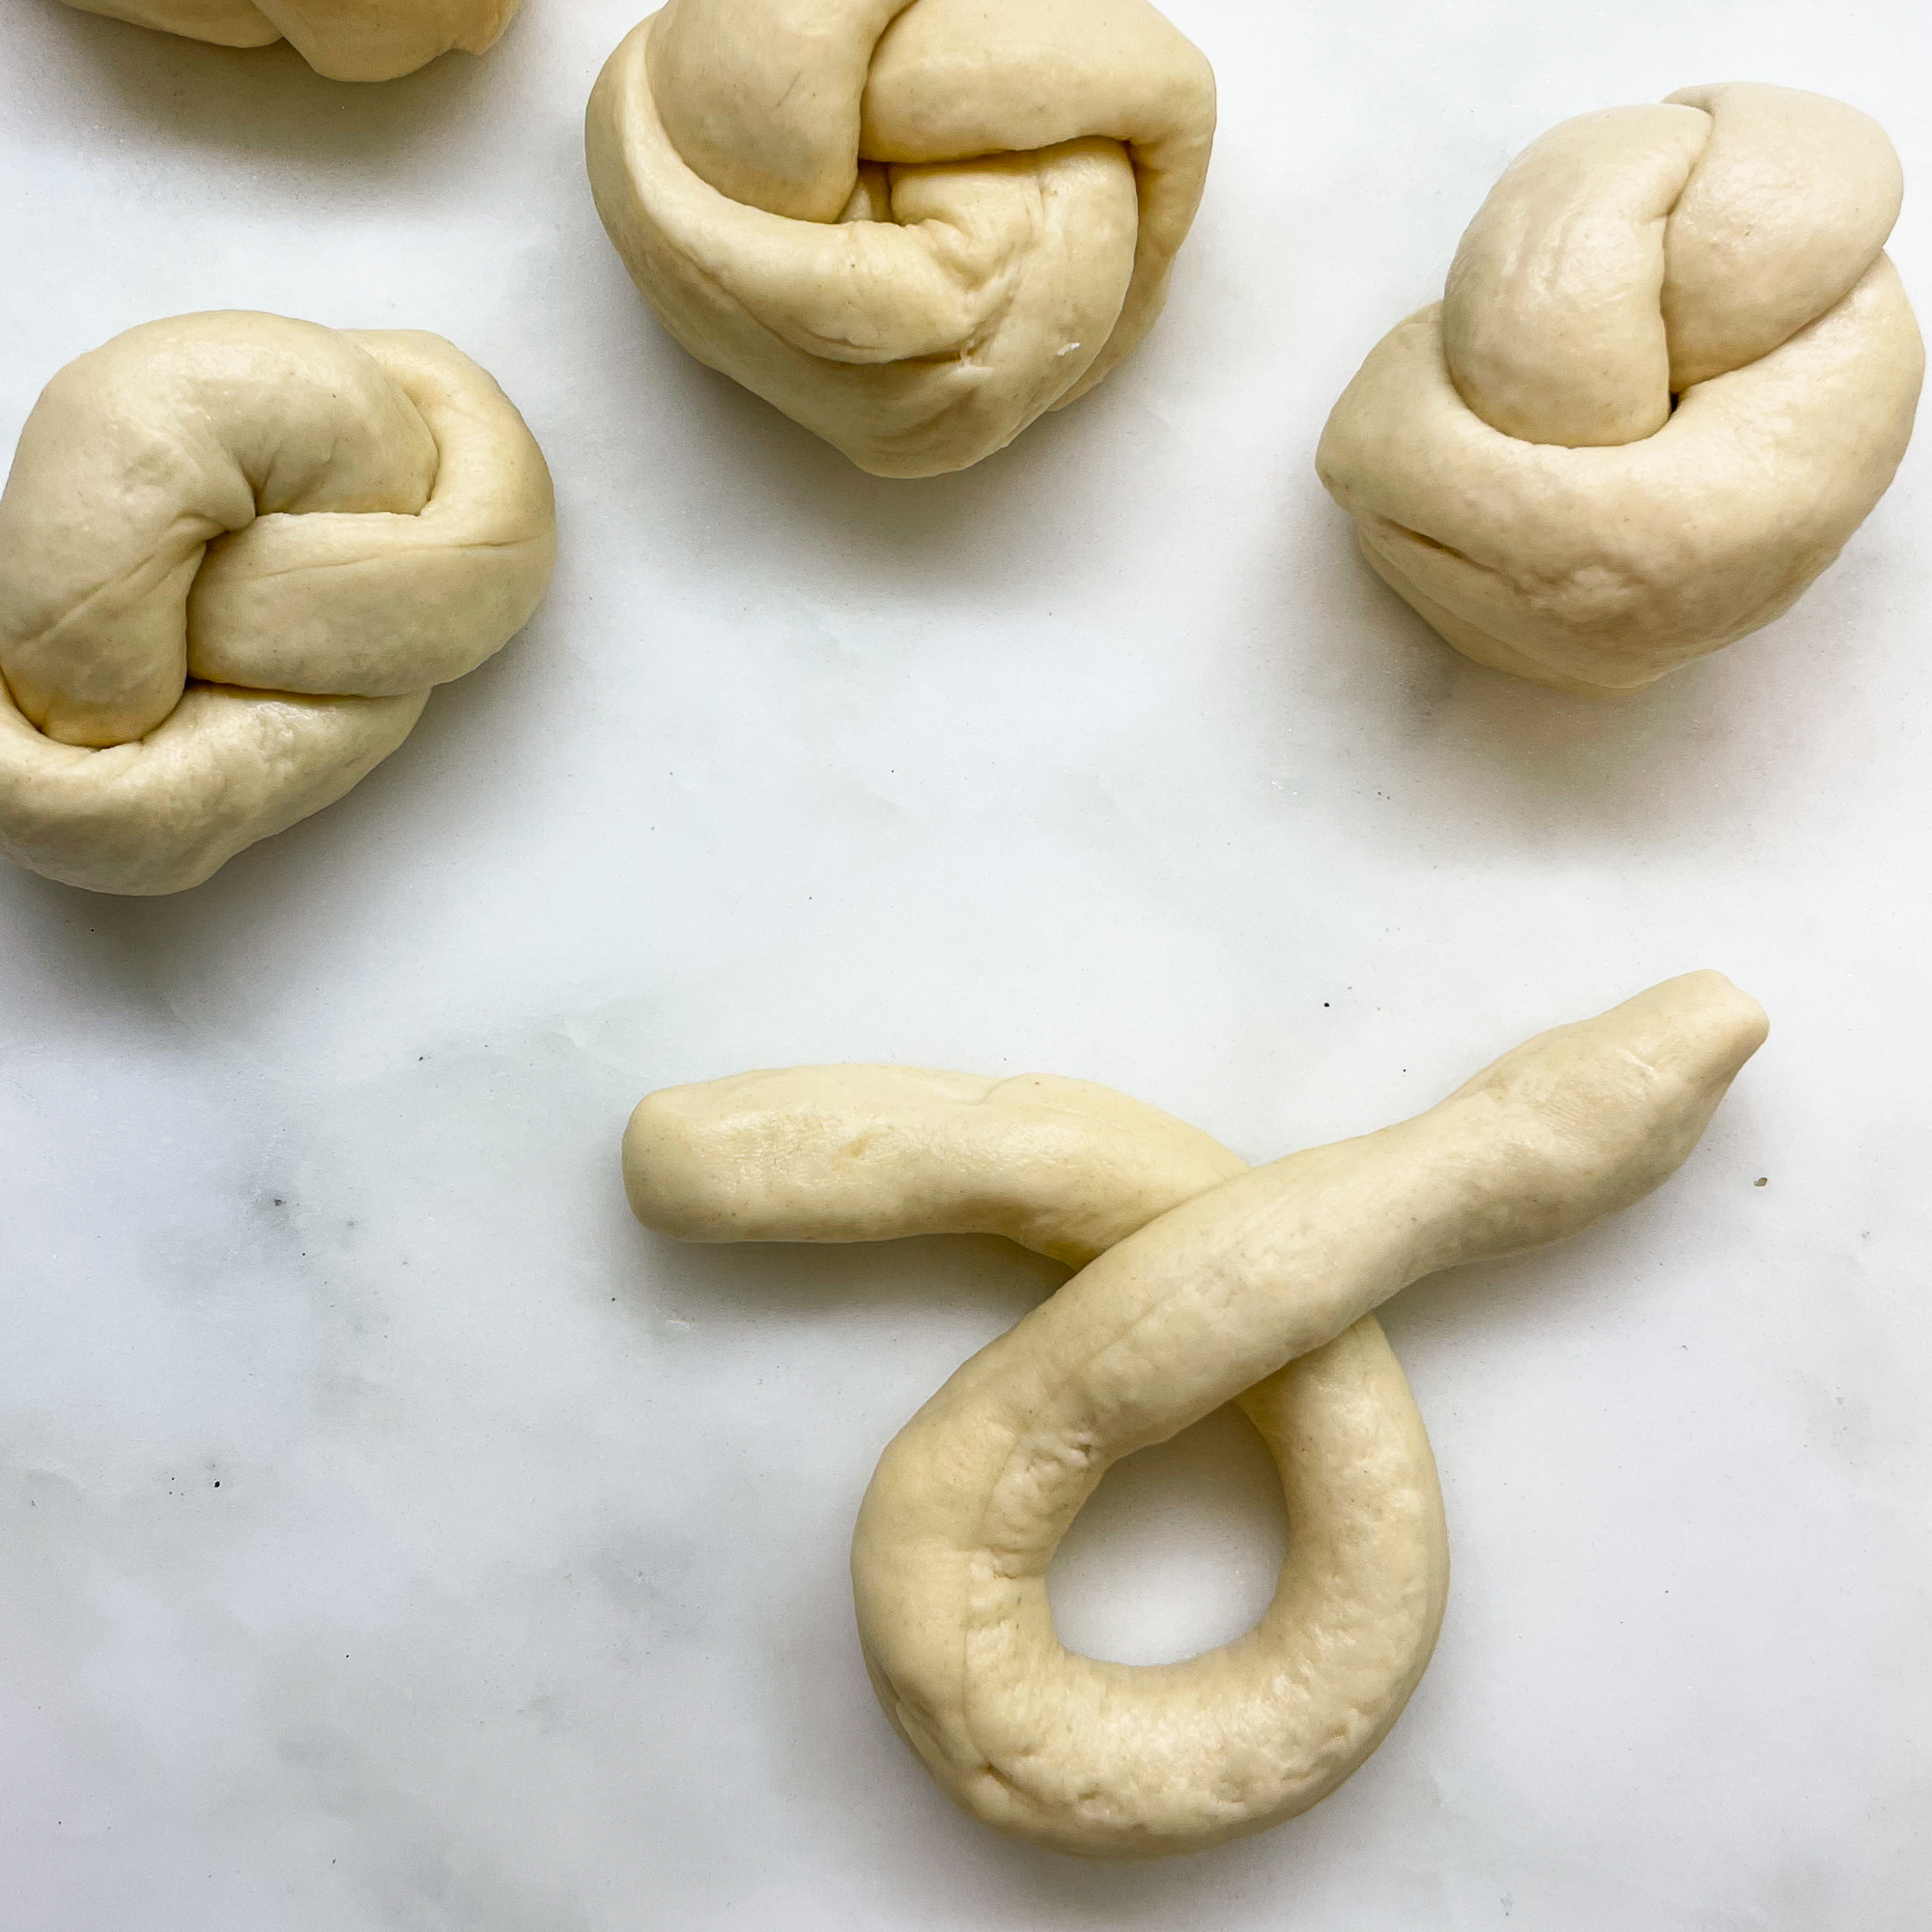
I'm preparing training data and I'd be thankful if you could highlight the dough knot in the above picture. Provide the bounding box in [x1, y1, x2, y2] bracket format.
[58, 0, 523, 82]
[1318, 83, 1923, 694]
[585, 0, 1217, 475]
[0, 312, 555, 895]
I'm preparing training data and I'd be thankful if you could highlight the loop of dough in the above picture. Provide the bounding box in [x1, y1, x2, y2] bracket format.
[0, 312, 555, 895]
[624, 972, 1769, 1856]
[585, 0, 1216, 476]
[1319, 83, 1923, 694]
[58, 0, 523, 81]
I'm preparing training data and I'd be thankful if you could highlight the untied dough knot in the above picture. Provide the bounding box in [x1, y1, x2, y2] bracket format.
[623, 972, 1769, 1858]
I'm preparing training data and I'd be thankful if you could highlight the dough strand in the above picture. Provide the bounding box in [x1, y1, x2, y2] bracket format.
[625, 973, 1769, 1857]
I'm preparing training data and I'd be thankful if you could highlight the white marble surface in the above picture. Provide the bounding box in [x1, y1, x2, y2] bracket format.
[3, 1, 1929, 1925]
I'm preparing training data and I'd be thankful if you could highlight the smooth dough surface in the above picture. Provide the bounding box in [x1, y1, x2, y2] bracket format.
[625, 972, 1768, 1857]
[585, 0, 1216, 476]
[1318, 83, 1923, 694]
[0, 311, 555, 895]
[57, 0, 523, 81]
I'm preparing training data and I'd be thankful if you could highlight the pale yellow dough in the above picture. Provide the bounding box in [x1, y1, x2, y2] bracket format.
[625, 972, 1768, 1858]
[58, 0, 523, 81]
[1318, 84, 1924, 695]
[585, 0, 1217, 477]
[0, 312, 555, 895]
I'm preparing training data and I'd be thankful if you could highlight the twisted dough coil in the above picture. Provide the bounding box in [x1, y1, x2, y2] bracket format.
[58, 0, 522, 81]
[585, 0, 1217, 477]
[1318, 84, 1924, 695]
[625, 972, 1768, 1858]
[0, 312, 555, 895]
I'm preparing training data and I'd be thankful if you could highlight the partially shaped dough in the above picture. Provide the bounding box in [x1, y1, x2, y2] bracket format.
[57, 0, 523, 81]
[625, 973, 1769, 1857]
[1318, 84, 1923, 695]
[0, 312, 555, 895]
[585, 0, 1217, 477]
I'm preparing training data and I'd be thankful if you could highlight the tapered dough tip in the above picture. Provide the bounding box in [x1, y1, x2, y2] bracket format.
[1448, 970, 1769, 1215]
[1619, 969, 1771, 1073]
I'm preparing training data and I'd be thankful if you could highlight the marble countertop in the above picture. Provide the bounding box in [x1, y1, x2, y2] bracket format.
[3, 1, 1927, 1926]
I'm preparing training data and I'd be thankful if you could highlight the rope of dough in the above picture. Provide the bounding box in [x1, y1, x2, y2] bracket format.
[0, 312, 555, 895]
[1318, 83, 1923, 696]
[585, 0, 1216, 477]
[624, 971, 1769, 1857]
[57, 0, 523, 82]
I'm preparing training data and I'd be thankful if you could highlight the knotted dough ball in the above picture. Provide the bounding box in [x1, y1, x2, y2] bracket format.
[585, 0, 1217, 477]
[1318, 84, 1924, 696]
[58, 0, 522, 81]
[625, 972, 1768, 1857]
[0, 312, 555, 895]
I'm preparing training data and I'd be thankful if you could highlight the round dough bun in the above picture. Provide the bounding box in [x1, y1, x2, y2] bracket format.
[624, 972, 1768, 1858]
[0, 312, 555, 895]
[1318, 83, 1923, 696]
[57, 0, 523, 81]
[585, 0, 1216, 477]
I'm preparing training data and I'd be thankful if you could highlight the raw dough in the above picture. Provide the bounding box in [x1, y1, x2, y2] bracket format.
[1317, 84, 1923, 695]
[0, 312, 555, 895]
[57, 0, 523, 81]
[585, 0, 1217, 477]
[624, 972, 1769, 1857]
